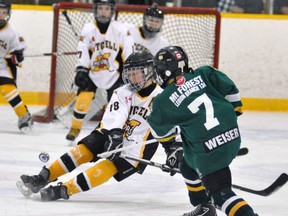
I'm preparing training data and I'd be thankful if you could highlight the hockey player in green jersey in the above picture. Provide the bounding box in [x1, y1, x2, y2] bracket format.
[147, 46, 258, 216]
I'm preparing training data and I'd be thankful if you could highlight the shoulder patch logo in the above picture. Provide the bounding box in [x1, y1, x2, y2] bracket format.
[176, 76, 185, 86]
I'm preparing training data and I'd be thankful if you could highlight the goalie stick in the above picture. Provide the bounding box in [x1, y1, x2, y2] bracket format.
[121, 154, 288, 197]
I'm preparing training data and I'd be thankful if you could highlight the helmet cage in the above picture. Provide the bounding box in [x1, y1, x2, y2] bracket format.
[93, 2, 115, 24]
[0, 1, 11, 27]
[143, 7, 164, 33]
[122, 65, 154, 92]
[143, 15, 163, 33]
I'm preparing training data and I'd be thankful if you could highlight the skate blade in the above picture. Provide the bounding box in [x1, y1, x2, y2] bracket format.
[20, 126, 32, 134]
[16, 180, 33, 198]
[67, 140, 76, 147]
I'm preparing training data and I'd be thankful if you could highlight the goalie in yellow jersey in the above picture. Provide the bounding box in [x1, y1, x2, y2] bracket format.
[0, 0, 33, 133]
[17, 50, 168, 202]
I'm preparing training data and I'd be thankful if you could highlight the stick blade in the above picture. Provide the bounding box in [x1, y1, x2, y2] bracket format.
[237, 147, 249, 156]
[262, 173, 288, 196]
[232, 173, 288, 196]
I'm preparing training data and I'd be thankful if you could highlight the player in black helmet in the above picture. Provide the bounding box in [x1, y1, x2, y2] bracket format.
[147, 46, 259, 216]
[125, 4, 169, 56]
[17, 50, 166, 202]
[93, 0, 116, 24]
[142, 3, 164, 38]
[0, 0, 33, 133]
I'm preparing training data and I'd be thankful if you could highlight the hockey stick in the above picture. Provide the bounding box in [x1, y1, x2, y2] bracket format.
[3, 51, 78, 59]
[25, 51, 78, 58]
[62, 10, 79, 38]
[232, 173, 288, 196]
[120, 154, 180, 174]
[122, 155, 287, 197]
[97, 139, 158, 159]
[237, 147, 248, 156]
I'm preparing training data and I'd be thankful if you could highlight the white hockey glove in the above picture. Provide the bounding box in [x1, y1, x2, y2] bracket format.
[164, 142, 183, 176]
[75, 66, 89, 90]
[104, 128, 124, 161]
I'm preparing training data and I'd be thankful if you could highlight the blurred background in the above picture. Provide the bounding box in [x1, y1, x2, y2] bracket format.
[12, 0, 288, 15]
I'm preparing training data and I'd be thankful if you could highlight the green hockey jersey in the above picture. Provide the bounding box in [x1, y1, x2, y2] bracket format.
[147, 66, 243, 177]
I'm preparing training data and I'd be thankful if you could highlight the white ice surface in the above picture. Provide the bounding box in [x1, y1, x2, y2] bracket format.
[0, 105, 287, 216]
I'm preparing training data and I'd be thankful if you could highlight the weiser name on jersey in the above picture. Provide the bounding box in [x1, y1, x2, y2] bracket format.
[204, 127, 240, 152]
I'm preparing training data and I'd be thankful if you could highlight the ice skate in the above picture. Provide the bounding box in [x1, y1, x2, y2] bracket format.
[40, 183, 69, 201]
[65, 128, 80, 142]
[182, 203, 217, 216]
[18, 112, 33, 133]
[17, 167, 50, 197]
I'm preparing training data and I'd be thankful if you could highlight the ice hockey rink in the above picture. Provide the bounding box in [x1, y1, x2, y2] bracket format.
[0, 105, 287, 216]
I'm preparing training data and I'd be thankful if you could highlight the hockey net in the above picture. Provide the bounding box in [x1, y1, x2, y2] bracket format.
[32, 2, 221, 127]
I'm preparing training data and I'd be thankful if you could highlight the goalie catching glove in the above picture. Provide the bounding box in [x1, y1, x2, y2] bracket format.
[10, 49, 24, 66]
[163, 142, 183, 176]
[104, 128, 124, 161]
[75, 66, 89, 90]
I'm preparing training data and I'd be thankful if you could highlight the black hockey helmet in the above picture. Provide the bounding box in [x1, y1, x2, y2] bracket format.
[93, 0, 116, 24]
[122, 50, 155, 92]
[143, 4, 164, 35]
[153, 46, 189, 88]
[0, 0, 11, 28]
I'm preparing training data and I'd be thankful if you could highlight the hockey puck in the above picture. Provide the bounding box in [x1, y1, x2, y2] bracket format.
[39, 152, 50, 163]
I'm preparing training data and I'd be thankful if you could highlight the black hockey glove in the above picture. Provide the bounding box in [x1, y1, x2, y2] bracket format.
[104, 128, 124, 161]
[165, 142, 183, 176]
[75, 66, 89, 90]
[11, 49, 24, 66]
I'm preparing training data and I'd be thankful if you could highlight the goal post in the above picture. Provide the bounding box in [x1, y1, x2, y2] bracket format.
[32, 2, 221, 124]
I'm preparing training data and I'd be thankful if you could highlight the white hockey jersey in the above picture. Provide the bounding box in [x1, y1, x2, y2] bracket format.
[125, 23, 169, 55]
[99, 84, 163, 166]
[0, 23, 26, 79]
[77, 20, 134, 89]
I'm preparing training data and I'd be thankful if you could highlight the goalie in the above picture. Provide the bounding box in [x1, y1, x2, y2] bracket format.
[17, 50, 179, 202]
[0, 0, 33, 133]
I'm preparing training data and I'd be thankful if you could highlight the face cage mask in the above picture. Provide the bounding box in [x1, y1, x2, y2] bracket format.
[143, 16, 163, 33]
[123, 66, 153, 92]
[0, 7, 10, 28]
[94, 3, 114, 24]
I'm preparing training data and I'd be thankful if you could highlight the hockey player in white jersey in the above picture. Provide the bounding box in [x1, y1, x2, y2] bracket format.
[18, 50, 165, 201]
[0, 0, 33, 133]
[66, 0, 134, 142]
[126, 4, 169, 55]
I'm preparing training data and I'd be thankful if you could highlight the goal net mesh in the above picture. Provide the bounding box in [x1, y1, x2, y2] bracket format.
[32, 3, 220, 126]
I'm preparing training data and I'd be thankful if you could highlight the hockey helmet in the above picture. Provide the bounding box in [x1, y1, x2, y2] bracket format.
[143, 5, 164, 34]
[122, 50, 155, 92]
[0, 0, 11, 28]
[153, 46, 189, 88]
[93, 0, 116, 24]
